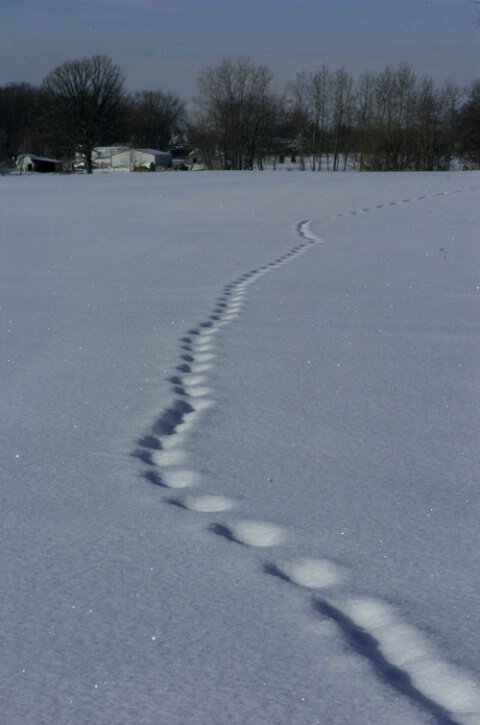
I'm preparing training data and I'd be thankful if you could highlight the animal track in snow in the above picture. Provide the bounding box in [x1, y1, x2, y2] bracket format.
[133, 225, 322, 538]
[321, 185, 480, 220]
[161, 468, 202, 489]
[210, 520, 288, 547]
[173, 494, 237, 513]
[134, 188, 480, 725]
[151, 448, 187, 466]
[314, 596, 480, 725]
[265, 557, 347, 589]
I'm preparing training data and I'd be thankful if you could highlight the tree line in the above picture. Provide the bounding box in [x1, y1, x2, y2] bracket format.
[1, 54, 479, 172]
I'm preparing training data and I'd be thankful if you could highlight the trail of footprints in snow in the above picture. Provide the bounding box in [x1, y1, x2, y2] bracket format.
[135, 188, 480, 725]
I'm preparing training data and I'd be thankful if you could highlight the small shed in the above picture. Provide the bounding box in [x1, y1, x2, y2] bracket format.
[17, 153, 63, 173]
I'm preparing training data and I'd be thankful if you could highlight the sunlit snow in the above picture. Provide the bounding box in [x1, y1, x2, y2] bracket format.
[1, 170, 479, 725]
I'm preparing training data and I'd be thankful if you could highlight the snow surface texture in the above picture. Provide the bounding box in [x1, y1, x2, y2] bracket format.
[1, 171, 479, 725]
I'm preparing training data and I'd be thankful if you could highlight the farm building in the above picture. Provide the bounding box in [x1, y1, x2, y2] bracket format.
[17, 154, 63, 173]
[90, 147, 172, 171]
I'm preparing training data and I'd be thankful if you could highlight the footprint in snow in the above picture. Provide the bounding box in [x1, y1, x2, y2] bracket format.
[266, 557, 347, 589]
[210, 520, 288, 547]
[184, 385, 213, 398]
[182, 374, 208, 387]
[173, 494, 237, 513]
[151, 448, 187, 467]
[161, 468, 202, 489]
[189, 362, 214, 374]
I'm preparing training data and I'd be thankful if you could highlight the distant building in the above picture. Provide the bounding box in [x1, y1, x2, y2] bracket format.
[17, 154, 63, 173]
[186, 149, 230, 170]
[86, 147, 172, 171]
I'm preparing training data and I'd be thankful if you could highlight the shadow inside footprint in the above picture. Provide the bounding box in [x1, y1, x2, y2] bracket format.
[263, 561, 294, 584]
[153, 400, 194, 436]
[168, 375, 182, 385]
[312, 598, 462, 725]
[143, 470, 165, 487]
[131, 449, 154, 464]
[165, 496, 187, 509]
[172, 386, 187, 396]
[137, 435, 162, 450]
[208, 523, 241, 544]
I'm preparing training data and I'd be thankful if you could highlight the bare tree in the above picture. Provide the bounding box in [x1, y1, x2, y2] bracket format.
[41, 55, 127, 173]
[415, 77, 441, 170]
[194, 57, 277, 170]
[437, 81, 462, 169]
[355, 70, 376, 170]
[310, 65, 332, 170]
[331, 66, 354, 170]
[370, 66, 395, 169]
[186, 106, 221, 169]
[127, 90, 185, 150]
[286, 72, 311, 169]
[389, 63, 417, 170]
[368, 64, 417, 170]
[457, 79, 480, 166]
[0, 82, 41, 164]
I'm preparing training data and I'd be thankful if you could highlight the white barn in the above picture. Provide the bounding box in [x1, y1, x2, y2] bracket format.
[17, 153, 63, 173]
[92, 147, 172, 171]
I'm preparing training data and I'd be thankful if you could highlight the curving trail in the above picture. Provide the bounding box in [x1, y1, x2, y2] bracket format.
[133, 185, 480, 725]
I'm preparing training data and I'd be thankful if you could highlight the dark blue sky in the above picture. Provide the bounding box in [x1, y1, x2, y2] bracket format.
[1, 0, 478, 100]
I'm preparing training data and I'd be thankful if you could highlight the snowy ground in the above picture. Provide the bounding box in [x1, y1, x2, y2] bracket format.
[1, 170, 479, 725]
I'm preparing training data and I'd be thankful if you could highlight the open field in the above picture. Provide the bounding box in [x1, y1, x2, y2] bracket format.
[1, 171, 479, 725]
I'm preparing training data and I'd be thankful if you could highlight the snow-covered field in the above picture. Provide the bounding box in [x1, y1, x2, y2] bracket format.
[1, 170, 479, 725]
